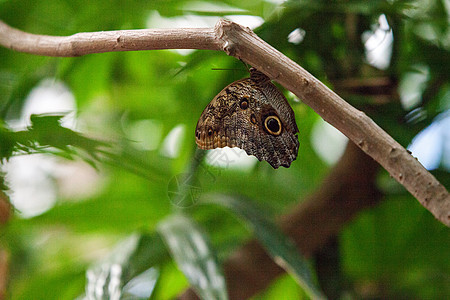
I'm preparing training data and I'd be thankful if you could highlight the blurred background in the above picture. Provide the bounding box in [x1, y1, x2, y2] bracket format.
[0, 0, 449, 299]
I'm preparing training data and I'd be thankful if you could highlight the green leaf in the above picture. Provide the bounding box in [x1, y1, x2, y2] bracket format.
[200, 194, 325, 300]
[83, 233, 169, 300]
[341, 193, 450, 298]
[158, 214, 228, 300]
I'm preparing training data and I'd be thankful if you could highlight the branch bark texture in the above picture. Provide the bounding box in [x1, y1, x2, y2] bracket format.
[0, 20, 221, 56]
[0, 19, 448, 226]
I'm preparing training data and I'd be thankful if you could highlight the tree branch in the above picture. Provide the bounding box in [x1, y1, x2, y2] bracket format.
[180, 143, 382, 299]
[0, 19, 448, 226]
[0, 188, 10, 300]
[214, 20, 449, 226]
[0, 190, 11, 226]
[0, 20, 221, 56]
[0, 249, 8, 300]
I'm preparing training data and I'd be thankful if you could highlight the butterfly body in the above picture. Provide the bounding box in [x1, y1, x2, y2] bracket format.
[195, 68, 299, 169]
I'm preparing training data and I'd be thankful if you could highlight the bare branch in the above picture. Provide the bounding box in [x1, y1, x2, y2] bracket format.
[0, 20, 221, 56]
[0, 19, 448, 226]
[213, 20, 449, 226]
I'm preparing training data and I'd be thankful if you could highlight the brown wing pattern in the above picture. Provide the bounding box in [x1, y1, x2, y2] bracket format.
[195, 69, 299, 169]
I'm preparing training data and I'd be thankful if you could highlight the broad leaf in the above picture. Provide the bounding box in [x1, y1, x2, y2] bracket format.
[158, 214, 228, 300]
[201, 194, 325, 299]
[83, 233, 169, 300]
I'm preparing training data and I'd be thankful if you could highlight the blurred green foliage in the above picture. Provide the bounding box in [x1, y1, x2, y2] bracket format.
[0, 0, 449, 299]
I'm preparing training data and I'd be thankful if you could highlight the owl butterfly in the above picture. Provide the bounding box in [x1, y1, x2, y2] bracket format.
[195, 68, 299, 169]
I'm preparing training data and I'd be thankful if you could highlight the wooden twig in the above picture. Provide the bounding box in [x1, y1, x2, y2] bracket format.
[0, 19, 448, 226]
[0, 20, 221, 56]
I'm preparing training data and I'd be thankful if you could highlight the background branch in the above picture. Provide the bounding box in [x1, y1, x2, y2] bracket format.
[0, 187, 11, 300]
[0, 19, 447, 226]
[213, 20, 449, 226]
[181, 143, 382, 299]
[0, 249, 8, 300]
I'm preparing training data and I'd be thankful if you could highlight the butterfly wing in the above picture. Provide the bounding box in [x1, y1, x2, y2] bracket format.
[195, 71, 299, 169]
[195, 78, 248, 149]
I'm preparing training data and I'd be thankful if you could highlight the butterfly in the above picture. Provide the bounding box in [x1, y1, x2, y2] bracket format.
[195, 68, 299, 169]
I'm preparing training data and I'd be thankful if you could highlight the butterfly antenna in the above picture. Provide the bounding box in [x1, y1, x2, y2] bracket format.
[210, 68, 244, 71]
